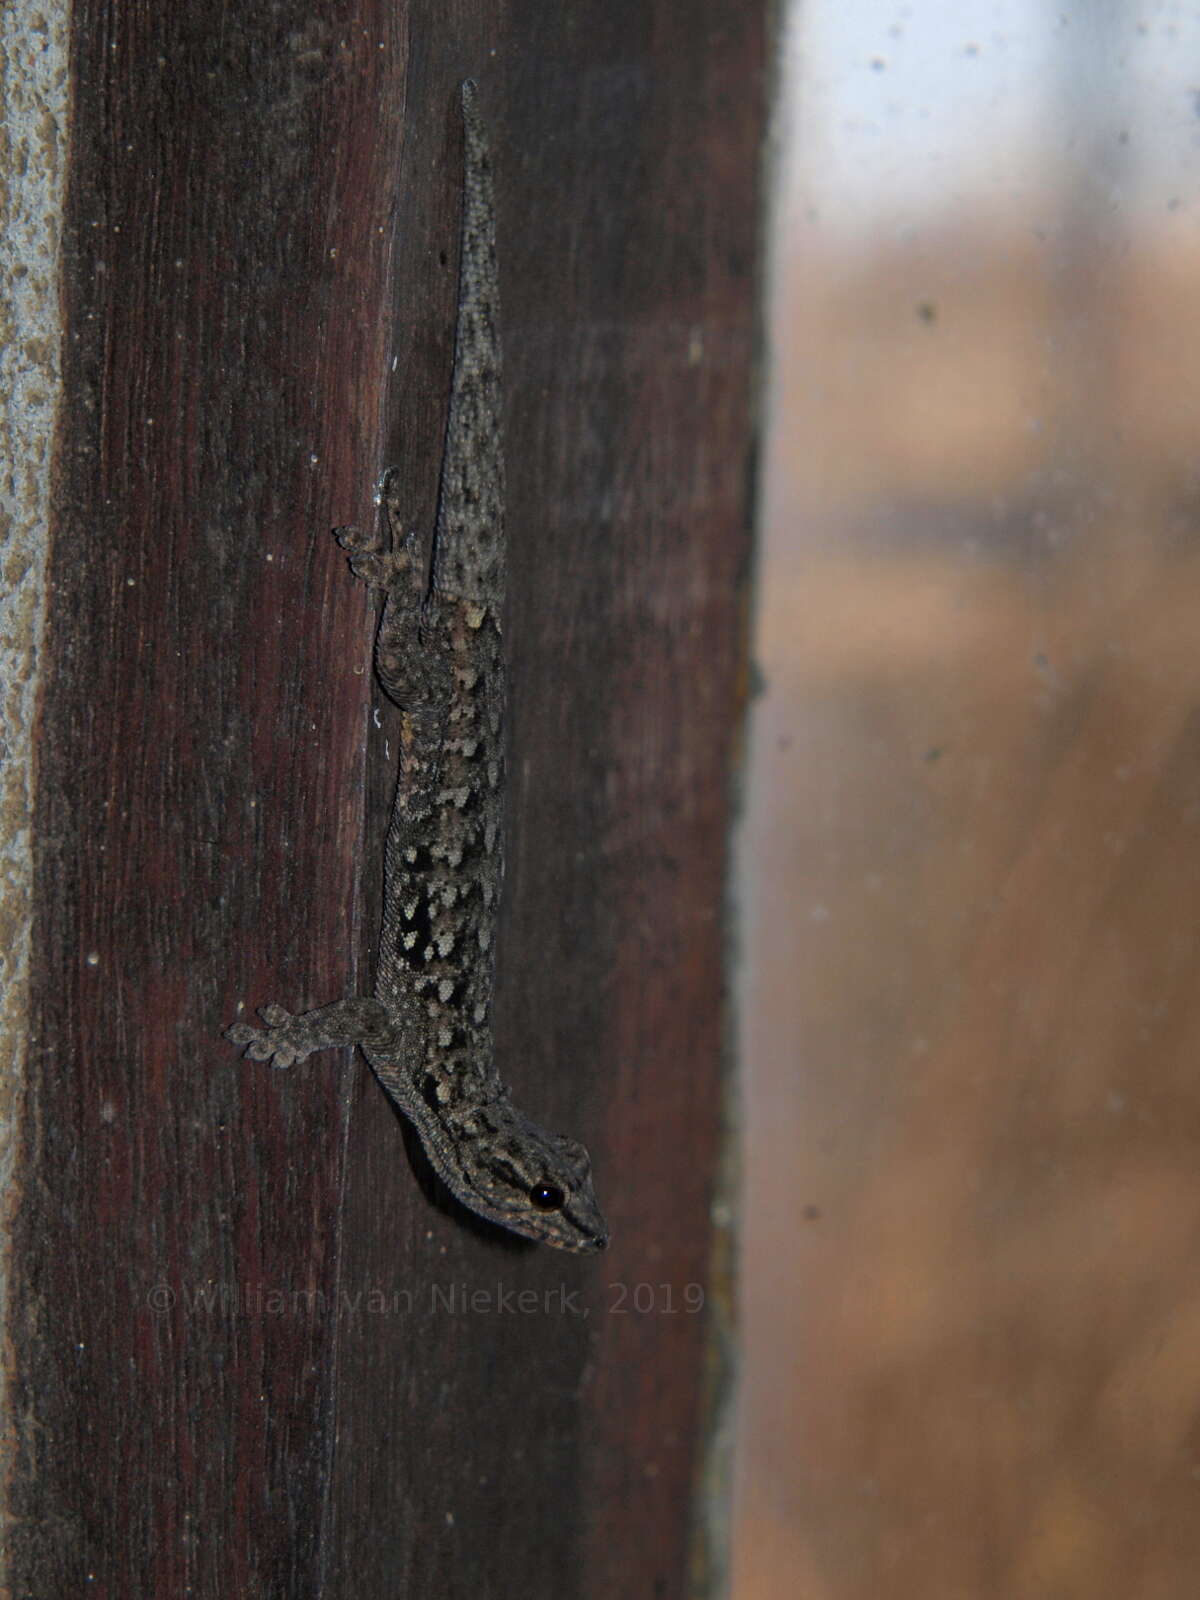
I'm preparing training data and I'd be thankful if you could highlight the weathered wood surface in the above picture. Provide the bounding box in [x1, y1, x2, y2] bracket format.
[10, 2, 766, 1594]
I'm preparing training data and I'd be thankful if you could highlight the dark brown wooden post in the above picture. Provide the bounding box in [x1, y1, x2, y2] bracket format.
[7, 3, 768, 1594]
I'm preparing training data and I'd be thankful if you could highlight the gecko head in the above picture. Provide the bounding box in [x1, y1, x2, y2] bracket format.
[442, 1100, 609, 1253]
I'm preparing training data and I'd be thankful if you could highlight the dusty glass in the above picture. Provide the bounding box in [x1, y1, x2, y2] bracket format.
[736, 5, 1200, 1595]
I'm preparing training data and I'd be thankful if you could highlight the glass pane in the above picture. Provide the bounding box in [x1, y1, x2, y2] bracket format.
[736, 5, 1200, 1596]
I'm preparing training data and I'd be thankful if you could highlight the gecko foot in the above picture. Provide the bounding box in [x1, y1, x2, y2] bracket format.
[335, 520, 429, 594]
[226, 1003, 316, 1069]
[333, 522, 397, 588]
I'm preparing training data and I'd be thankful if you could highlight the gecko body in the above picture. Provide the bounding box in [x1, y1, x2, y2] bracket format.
[228, 81, 608, 1254]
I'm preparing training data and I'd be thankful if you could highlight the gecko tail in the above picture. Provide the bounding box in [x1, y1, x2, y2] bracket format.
[431, 79, 506, 610]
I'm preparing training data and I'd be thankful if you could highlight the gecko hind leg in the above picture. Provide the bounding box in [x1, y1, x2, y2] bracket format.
[334, 467, 431, 593]
[335, 469, 450, 714]
[227, 997, 394, 1070]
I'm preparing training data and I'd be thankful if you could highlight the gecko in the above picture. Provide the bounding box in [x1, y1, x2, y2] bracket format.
[227, 80, 608, 1254]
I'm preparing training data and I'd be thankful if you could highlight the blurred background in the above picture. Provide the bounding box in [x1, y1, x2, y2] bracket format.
[732, 3, 1200, 1595]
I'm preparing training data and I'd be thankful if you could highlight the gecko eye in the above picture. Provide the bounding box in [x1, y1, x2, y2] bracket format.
[529, 1182, 565, 1212]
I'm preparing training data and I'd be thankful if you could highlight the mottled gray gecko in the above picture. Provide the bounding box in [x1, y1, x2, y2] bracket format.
[228, 81, 608, 1254]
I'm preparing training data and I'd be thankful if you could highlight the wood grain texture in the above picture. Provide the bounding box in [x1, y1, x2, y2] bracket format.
[9, 1, 766, 1594]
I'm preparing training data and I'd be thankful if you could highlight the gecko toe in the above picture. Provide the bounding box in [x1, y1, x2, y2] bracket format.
[334, 522, 379, 556]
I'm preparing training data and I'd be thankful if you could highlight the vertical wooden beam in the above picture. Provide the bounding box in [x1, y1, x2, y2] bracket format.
[8, 1, 768, 1593]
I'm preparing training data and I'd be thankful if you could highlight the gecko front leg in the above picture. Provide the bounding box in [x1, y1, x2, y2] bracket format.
[227, 998, 394, 1069]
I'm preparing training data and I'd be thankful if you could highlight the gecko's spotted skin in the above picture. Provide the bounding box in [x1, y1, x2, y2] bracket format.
[228, 81, 608, 1255]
